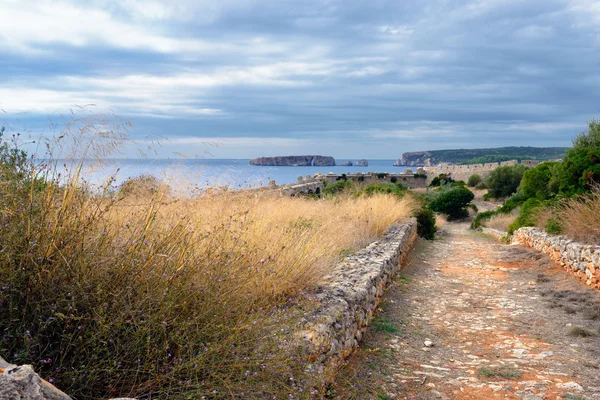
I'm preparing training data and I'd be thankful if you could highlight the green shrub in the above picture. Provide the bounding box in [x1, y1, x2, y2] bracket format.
[357, 183, 406, 197]
[390, 176, 397, 183]
[429, 173, 454, 187]
[519, 162, 559, 200]
[376, 173, 389, 179]
[323, 180, 353, 196]
[467, 174, 482, 187]
[485, 165, 528, 198]
[475, 182, 487, 190]
[414, 173, 427, 179]
[416, 208, 436, 240]
[545, 217, 562, 234]
[471, 210, 496, 229]
[508, 198, 542, 234]
[357, 175, 365, 182]
[429, 186, 474, 220]
[542, 119, 600, 196]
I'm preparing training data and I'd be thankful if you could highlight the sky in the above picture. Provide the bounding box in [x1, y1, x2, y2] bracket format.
[1, 0, 600, 159]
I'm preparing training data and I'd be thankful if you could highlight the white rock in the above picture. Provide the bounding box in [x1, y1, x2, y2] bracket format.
[424, 340, 434, 347]
[556, 381, 584, 392]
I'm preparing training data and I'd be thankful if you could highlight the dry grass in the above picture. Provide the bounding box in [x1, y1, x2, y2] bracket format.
[555, 186, 600, 244]
[435, 214, 447, 228]
[0, 146, 416, 399]
[482, 212, 516, 232]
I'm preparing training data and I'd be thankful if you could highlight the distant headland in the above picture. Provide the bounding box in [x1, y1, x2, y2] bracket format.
[249, 156, 369, 167]
[398, 146, 568, 167]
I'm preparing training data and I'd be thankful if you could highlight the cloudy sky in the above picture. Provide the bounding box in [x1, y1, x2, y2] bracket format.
[1, 0, 600, 158]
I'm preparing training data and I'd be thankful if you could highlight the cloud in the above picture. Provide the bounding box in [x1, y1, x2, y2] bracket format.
[2, 0, 600, 158]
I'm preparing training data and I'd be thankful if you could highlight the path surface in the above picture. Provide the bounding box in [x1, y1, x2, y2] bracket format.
[332, 222, 600, 400]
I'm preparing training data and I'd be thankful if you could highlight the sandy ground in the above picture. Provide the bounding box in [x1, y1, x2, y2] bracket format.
[331, 222, 600, 400]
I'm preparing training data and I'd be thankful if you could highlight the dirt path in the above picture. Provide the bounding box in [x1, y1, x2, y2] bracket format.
[332, 222, 600, 400]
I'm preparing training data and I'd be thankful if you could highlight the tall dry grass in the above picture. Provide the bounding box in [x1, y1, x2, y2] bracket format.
[481, 212, 517, 232]
[0, 123, 416, 399]
[554, 186, 600, 244]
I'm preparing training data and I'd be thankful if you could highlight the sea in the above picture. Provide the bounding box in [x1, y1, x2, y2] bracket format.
[72, 158, 409, 191]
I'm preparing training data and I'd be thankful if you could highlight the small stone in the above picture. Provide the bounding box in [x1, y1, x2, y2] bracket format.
[556, 381, 583, 392]
[424, 340, 434, 347]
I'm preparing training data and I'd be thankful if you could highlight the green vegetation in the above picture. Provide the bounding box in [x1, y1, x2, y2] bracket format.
[323, 179, 353, 195]
[429, 173, 454, 187]
[402, 146, 567, 165]
[472, 118, 600, 241]
[415, 208, 436, 240]
[373, 317, 399, 334]
[428, 186, 474, 220]
[484, 164, 529, 199]
[467, 174, 482, 187]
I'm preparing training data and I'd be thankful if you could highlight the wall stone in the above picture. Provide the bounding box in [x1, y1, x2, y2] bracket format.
[297, 220, 417, 383]
[512, 227, 600, 289]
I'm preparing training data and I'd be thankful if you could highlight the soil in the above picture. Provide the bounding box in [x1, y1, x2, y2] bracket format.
[331, 222, 600, 400]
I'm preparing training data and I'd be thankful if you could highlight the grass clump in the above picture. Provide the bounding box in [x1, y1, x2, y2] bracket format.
[568, 327, 597, 337]
[0, 117, 417, 399]
[372, 317, 399, 334]
[476, 367, 522, 379]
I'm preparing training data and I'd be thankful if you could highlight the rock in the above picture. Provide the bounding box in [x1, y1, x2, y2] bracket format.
[424, 340, 434, 347]
[556, 381, 584, 392]
[249, 155, 335, 166]
[356, 159, 368, 167]
[0, 356, 72, 400]
[393, 159, 403, 167]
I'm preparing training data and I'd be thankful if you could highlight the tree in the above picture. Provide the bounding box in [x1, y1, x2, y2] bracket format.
[485, 165, 528, 198]
[518, 162, 559, 200]
[429, 186, 474, 220]
[556, 119, 600, 195]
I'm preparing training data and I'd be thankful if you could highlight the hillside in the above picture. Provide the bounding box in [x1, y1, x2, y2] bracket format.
[401, 146, 568, 166]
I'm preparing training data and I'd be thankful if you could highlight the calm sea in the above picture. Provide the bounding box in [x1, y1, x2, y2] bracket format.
[74, 159, 410, 190]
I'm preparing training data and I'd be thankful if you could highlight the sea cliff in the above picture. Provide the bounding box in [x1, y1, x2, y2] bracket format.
[249, 155, 335, 166]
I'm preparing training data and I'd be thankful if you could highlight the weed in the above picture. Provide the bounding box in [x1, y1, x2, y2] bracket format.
[476, 367, 522, 379]
[568, 327, 597, 337]
[0, 116, 416, 399]
[373, 317, 399, 334]
[583, 307, 600, 321]
[397, 276, 410, 284]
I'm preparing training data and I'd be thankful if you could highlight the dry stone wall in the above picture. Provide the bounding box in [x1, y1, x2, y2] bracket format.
[423, 159, 539, 183]
[298, 219, 417, 382]
[513, 227, 600, 289]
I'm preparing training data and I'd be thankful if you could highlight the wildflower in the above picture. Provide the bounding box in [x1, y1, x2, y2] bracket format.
[49, 377, 54, 383]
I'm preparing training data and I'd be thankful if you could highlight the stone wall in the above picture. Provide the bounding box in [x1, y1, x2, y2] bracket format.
[423, 159, 540, 183]
[513, 227, 600, 289]
[298, 220, 417, 382]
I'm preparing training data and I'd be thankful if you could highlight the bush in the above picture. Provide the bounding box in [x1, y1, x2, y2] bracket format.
[518, 162, 559, 200]
[471, 210, 496, 229]
[390, 176, 397, 183]
[508, 197, 542, 234]
[467, 174, 482, 187]
[429, 186, 474, 220]
[556, 120, 600, 195]
[357, 183, 406, 198]
[485, 165, 528, 198]
[429, 173, 454, 187]
[416, 208, 436, 240]
[323, 179, 353, 196]
[475, 182, 487, 190]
